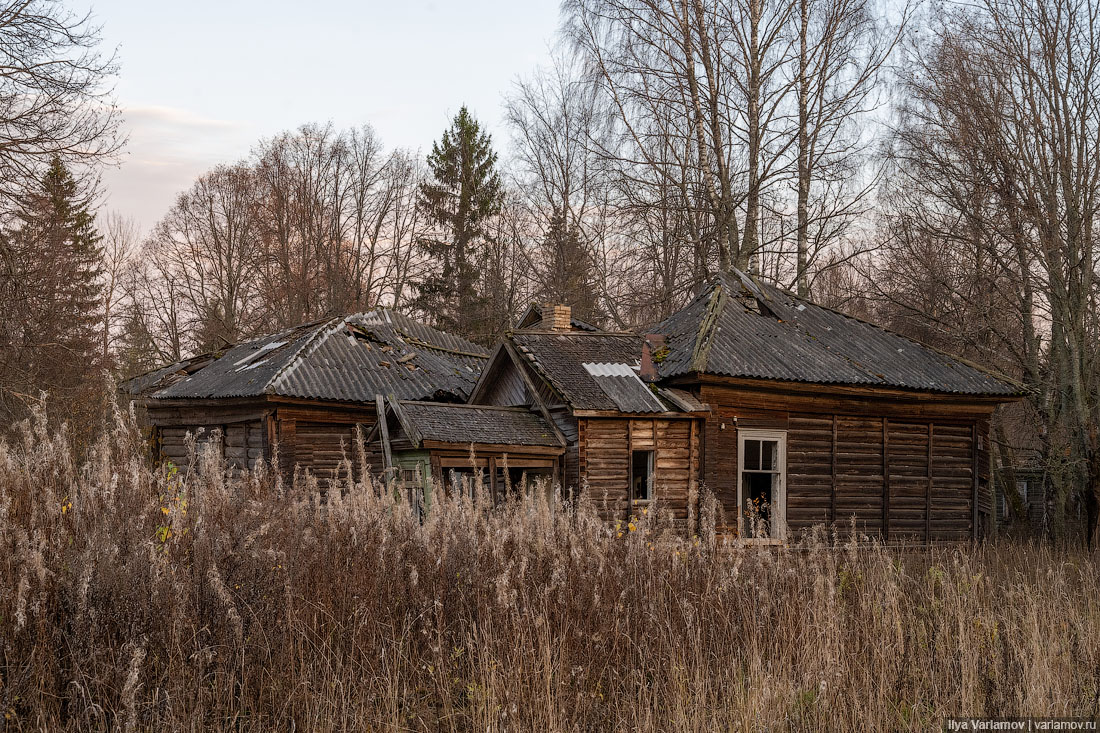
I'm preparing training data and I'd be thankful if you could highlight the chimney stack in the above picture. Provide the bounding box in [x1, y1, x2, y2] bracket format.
[640, 333, 666, 382]
[542, 303, 572, 331]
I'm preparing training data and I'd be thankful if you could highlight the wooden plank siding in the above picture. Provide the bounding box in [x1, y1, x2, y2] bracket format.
[696, 383, 994, 543]
[578, 416, 702, 523]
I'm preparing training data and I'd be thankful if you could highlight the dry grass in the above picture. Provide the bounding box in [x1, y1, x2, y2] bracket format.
[2, 407, 1099, 731]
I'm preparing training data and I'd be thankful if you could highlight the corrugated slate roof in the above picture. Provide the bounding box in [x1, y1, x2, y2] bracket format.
[651, 270, 1020, 396]
[125, 310, 489, 403]
[509, 332, 672, 412]
[396, 401, 563, 447]
[581, 362, 668, 413]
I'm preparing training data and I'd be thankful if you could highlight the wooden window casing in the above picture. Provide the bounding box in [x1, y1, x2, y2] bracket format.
[737, 429, 788, 540]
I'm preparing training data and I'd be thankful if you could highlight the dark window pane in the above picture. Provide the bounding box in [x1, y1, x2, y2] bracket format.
[632, 450, 653, 500]
[744, 439, 761, 471]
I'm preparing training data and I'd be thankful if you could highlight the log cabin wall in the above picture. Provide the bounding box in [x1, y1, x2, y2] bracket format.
[156, 421, 265, 473]
[697, 383, 994, 542]
[147, 398, 380, 485]
[549, 406, 580, 491]
[578, 416, 702, 522]
[273, 402, 378, 484]
[147, 401, 269, 473]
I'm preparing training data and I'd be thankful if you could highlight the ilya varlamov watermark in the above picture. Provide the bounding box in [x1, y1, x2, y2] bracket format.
[945, 719, 1098, 731]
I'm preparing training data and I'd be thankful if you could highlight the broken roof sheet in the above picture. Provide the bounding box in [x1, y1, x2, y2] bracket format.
[124, 309, 489, 403]
[395, 401, 564, 448]
[651, 270, 1021, 396]
[509, 332, 673, 413]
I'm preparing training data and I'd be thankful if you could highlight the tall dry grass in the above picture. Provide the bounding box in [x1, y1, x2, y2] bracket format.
[2, 406, 1099, 731]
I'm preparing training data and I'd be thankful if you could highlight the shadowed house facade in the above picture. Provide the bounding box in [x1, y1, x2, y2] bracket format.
[646, 270, 1023, 542]
[123, 309, 488, 482]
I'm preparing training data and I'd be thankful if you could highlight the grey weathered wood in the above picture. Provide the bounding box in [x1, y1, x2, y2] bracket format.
[375, 395, 392, 475]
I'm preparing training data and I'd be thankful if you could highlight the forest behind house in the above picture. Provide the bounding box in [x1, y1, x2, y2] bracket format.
[2, 0, 1100, 544]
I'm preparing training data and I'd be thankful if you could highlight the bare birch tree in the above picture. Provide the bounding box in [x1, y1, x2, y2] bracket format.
[878, 0, 1100, 544]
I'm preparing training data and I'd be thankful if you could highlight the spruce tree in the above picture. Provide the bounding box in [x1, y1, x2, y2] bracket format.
[1, 156, 104, 434]
[538, 208, 602, 324]
[415, 106, 503, 340]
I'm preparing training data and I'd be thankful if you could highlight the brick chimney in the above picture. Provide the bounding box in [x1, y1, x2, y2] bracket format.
[640, 333, 666, 382]
[542, 303, 572, 331]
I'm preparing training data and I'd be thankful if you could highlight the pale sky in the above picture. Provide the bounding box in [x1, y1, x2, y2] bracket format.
[81, 0, 562, 233]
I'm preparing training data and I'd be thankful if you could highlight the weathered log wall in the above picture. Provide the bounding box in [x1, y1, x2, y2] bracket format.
[697, 382, 994, 542]
[578, 417, 701, 522]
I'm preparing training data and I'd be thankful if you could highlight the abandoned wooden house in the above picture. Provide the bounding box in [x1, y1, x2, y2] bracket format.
[643, 270, 1023, 542]
[123, 309, 488, 481]
[125, 268, 1020, 543]
[467, 321, 709, 522]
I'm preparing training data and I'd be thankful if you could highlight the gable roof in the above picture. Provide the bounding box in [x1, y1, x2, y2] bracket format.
[389, 401, 564, 448]
[123, 309, 489, 404]
[652, 270, 1021, 397]
[508, 331, 672, 413]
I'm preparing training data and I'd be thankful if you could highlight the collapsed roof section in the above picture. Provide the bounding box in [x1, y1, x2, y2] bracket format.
[122, 309, 490, 404]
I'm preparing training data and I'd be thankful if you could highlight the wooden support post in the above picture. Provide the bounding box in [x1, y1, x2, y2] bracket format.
[882, 417, 890, 542]
[577, 419, 586, 489]
[626, 420, 635, 518]
[926, 422, 934, 544]
[971, 423, 980, 541]
[430, 454, 443, 495]
[375, 395, 393, 482]
[689, 418, 699, 525]
[651, 418, 659, 497]
[264, 412, 277, 465]
[489, 456, 498, 503]
[830, 414, 838, 525]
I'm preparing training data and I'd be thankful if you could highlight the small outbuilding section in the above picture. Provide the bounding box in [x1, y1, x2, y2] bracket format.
[122, 310, 488, 483]
[371, 400, 566, 509]
[469, 317, 707, 524]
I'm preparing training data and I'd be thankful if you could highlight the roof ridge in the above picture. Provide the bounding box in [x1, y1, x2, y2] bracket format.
[266, 316, 346, 395]
[690, 281, 727, 372]
[510, 329, 638, 337]
[402, 400, 536, 412]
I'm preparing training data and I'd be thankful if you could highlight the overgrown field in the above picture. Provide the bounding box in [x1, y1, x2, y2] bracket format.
[2, 410, 1099, 731]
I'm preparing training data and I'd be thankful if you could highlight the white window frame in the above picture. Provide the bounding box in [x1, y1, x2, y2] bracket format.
[736, 429, 788, 540]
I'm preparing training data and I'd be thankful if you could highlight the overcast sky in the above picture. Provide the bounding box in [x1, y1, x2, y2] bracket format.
[82, 0, 561, 233]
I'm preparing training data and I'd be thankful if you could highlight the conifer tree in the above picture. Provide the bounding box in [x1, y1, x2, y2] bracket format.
[537, 208, 602, 324]
[414, 106, 504, 340]
[0, 156, 104, 434]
